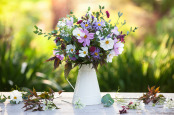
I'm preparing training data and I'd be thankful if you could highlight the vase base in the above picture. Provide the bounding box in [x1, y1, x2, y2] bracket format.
[72, 94, 101, 105]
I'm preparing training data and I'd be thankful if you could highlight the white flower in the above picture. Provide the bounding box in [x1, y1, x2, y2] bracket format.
[100, 38, 114, 50]
[66, 44, 76, 53]
[10, 90, 22, 104]
[57, 21, 66, 27]
[73, 28, 85, 39]
[96, 31, 100, 35]
[79, 47, 88, 57]
[106, 50, 115, 62]
[138, 101, 145, 110]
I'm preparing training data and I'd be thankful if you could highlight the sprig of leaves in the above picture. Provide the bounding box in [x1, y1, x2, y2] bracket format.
[0, 95, 8, 103]
[33, 25, 57, 40]
[23, 88, 61, 112]
[139, 86, 164, 104]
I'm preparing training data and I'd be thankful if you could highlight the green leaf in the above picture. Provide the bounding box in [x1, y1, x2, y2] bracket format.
[34, 25, 38, 29]
[88, 7, 90, 11]
[33, 30, 38, 34]
[64, 62, 72, 78]
[102, 6, 105, 9]
[99, 5, 101, 9]
[101, 94, 114, 107]
[70, 10, 73, 14]
[56, 41, 61, 46]
[51, 30, 57, 34]
[48, 36, 51, 40]
[64, 37, 71, 42]
[130, 27, 132, 32]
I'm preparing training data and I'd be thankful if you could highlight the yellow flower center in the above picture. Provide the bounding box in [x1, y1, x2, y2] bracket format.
[105, 40, 109, 44]
[14, 96, 17, 99]
[77, 34, 80, 36]
[84, 35, 87, 38]
[85, 24, 88, 27]
[98, 23, 101, 26]
[95, 52, 98, 56]
[109, 54, 112, 57]
[71, 49, 74, 52]
[83, 51, 86, 54]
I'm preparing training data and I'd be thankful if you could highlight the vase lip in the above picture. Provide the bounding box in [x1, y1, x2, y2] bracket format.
[79, 64, 94, 70]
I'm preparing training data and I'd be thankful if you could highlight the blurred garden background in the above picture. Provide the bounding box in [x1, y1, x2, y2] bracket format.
[0, 0, 174, 92]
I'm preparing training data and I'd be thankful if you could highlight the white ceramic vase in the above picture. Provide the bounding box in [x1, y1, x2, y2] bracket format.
[72, 64, 101, 105]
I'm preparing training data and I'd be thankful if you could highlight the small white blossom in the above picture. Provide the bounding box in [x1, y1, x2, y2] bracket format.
[66, 44, 76, 54]
[57, 21, 66, 27]
[79, 47, 88, 57]
[10, 90, 23, 104]
[96, 31, 100, 35]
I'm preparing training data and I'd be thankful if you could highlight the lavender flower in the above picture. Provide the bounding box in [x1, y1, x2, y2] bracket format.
[94, 20, 105, 30]
[81, 20, 92, 29]
[91, 48, 100, 59]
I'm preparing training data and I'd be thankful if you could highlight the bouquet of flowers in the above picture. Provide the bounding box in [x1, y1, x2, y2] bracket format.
[34, 6, 137, 77]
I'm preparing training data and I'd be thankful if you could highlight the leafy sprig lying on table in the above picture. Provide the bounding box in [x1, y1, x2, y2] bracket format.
[0, 95, 9, 103]
[23, 88, 61, 112]
[139, 86, 165, 104]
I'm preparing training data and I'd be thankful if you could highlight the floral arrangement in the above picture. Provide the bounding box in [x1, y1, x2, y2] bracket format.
[34, 5, 138, 77]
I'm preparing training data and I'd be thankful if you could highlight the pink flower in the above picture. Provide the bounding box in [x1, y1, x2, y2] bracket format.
[114, 38, 124, 56]
[111, 27, 119, 36]
[78, 29, 94, 46]
[53, 50, 64, 60]
[106, 11, 110, 18]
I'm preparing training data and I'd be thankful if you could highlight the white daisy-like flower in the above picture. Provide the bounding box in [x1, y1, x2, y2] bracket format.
[66, 44, 76, 54]
[10, 90, 23, 104]
[79, 47, 88, 57]
[106, 50, 115, 62]
[100, 38, 114, 50]
[73, 28, 85, 39]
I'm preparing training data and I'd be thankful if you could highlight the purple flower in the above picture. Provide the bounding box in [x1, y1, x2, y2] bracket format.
[53, 50, 64, 60]
[117, 31, 126, 43]
[78, 29, 94, 46]
[69, 56, 77, 61]
[94, 20, 105, 30]
[66, 17, 73, 27]
[106, 11, 110, 18]
[81, 20, 92, 29]
[91, 48, 100, 59]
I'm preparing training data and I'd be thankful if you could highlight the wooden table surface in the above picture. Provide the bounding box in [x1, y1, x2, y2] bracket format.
[0, 92, 174, 115]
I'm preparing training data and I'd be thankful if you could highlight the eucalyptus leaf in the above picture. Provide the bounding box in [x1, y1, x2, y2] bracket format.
[64, 37, 71, 42]
[101, 94, 114, 107]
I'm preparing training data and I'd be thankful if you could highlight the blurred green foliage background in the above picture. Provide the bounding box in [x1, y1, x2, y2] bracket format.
[0, 0, 174, 92]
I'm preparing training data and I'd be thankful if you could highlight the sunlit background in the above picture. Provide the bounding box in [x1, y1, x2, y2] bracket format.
[0, 0, 174, 92]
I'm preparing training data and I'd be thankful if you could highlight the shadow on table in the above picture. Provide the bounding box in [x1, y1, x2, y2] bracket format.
[72, 104, 117, 115]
